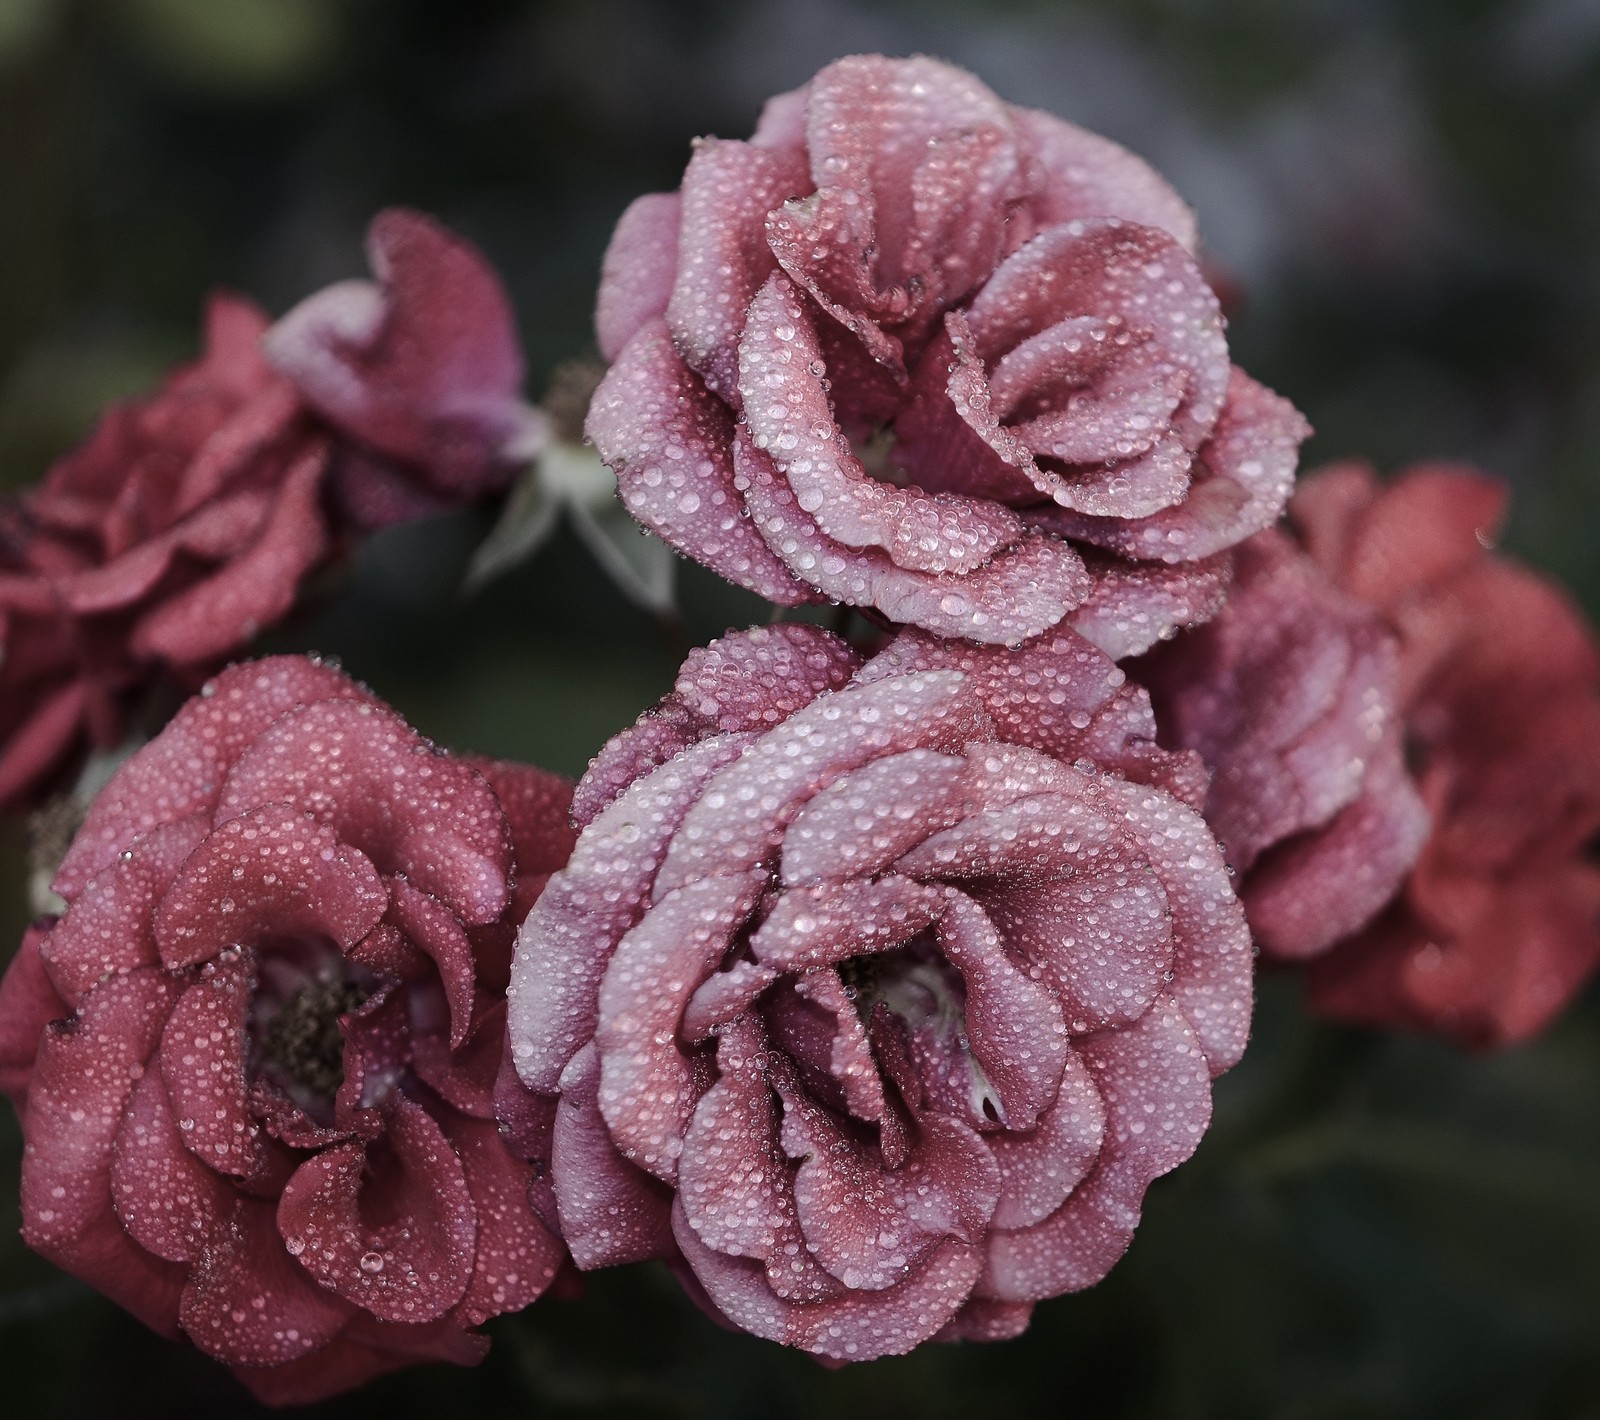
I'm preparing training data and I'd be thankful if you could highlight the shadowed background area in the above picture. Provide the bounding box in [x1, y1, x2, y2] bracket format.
[2, 1, 1599, 1415]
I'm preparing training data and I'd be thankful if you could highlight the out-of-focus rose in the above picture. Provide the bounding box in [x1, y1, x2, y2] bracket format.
[0, 296, 332, 811]
[1290, 462, 1600, 1046]
[0, 209, 543, 813]
[265, 208, 546, 532]
[504, 622, 1251, 1360]
[1141, 528, 1430, 958]
[587, 54, 1307, 648]
[0, 657, 573, 1403]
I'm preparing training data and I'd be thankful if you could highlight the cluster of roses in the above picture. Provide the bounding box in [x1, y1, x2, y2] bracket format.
[0, 55, 1596, 1405]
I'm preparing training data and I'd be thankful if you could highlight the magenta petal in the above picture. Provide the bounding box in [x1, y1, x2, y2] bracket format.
[896, 787, 1122, 885]
[978, 857, 1174, 1034]
[985, 1049, 1106, 1230]
[412, 999, 504, 1119]
[0, 926, 65, 1110]
[588, 322, 814, 606]
[595, 870, 765, 1179]
[153, 804, 387, 970]
[41, 813, 211, 1004]
[1089, 776, 1253, 1073]
[111, 1069, 231, 1263]
[53, 492, 270, 615]
[859, 624, 1189, 784]
[980, 997, 1210, 1301]
[1011, 108, 1197, 249]
[179, 1197, 351, 1366]
[131, 443, 330, 665]
[597, 191, 683, 363]
[739, 276, 1022, 575]
[673, 1195, 982, 1362]
[216, 700, 512, 924]
[672, 622, 863, 734]
[56, 657, 374, 897]
[778, 1072, 999, 1293]
[20, 969, 187, 1334]
[509, 733, 749, 1093]
[438, 1110, 563, 1326]
[936, 891, 1068, 1130]
[551, 1042, 675, 1269]
[277, 1096, 476, 1324]
[668, 141, 810, 403]
[266, 207, 540, 493]
[158, 951, 269, 1179]
[387, 877, 477, 1048]
[792, 969, 893, 1128]
[0, 680, 90, 811]
[751, 877, 947, 975]
[1039, 368, 1308, 564]
[1067, 553, 1234, 660]
[1244, 744, 1430, 959]
[676, 1019, 829, 1296]
[656, 672, 990, 896]
[780, 749, 971, 885]
[737, 431, 1092, 645]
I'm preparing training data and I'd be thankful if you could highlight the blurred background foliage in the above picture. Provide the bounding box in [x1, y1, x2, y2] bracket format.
[2, 0, 1600, 1415]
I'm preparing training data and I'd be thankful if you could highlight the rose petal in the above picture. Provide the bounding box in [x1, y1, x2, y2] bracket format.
[277, 1095, 477, 1325]
[550, 1042, 675, 1269]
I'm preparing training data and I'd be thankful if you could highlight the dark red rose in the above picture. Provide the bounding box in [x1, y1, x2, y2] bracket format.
[503, 622, 1251, 1360]
[0, 295, 331, 810]
[0, 657, 574, 1403]
[264, 208, 547, 532]
[0, 208, 542, 813]
[1278, 462, 1600, 1046]
[587, 54, 1307, 648]
[1141, 528, 1430, 959]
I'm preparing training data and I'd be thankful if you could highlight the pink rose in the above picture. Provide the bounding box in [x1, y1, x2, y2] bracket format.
[1288, 463, 1600, 1046]
[0, 657, 574, 1403]
[0, 208, 542, 812]
[1141, 528, 1430, 958]
[588, 54, 1307, 648]
[504, 622, 1251, 1360]
[266, 208, 546, 532]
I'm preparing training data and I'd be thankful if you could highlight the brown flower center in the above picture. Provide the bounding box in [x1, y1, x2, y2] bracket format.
[257, 978, 371, 1102]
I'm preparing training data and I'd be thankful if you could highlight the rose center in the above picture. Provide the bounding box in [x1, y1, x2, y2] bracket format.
[249, 946, 371, 1112]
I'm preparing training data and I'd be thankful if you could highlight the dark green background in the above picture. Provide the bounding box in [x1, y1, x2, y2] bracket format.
[2, 1, 1599, 1415]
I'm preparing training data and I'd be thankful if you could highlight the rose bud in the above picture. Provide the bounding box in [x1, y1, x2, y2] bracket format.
[587, 53, 1308, 648]
[265, 208, 547, 532]
[1140, 528, 1431, 959]
[1287, 462, 1600, 1047]
[504, 622, 1251, 1360]
[0, 656, 574, 1403]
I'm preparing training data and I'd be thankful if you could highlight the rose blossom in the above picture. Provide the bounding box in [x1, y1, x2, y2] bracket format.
[503, 621, 1251, 1359]
[0, 657, 574, 1403]
[1282, 462, 1600, 1046]
[264, 208, 547, 532]
[0, 208, 543, 812]
[587, 53, 1308, 649]
[1140, 528, 1430, 959]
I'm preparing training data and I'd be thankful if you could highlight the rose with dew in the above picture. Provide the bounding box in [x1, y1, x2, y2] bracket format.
[265, 208, 547, 533]
[1285, 462, 1600, 1047]
[0, 657, 574, 1403]
[587, 53, 1308, 650]
[503, 622, 1251, 1359]
[1141, 527, 1431, 959]
[0, 208, 542, 813]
